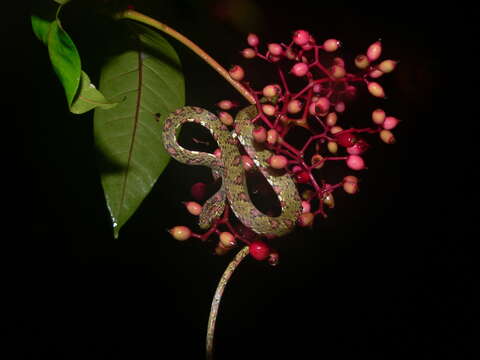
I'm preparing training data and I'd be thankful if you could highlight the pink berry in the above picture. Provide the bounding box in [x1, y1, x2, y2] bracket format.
[367, 40, 382, 62]
[369, 69, 384, 78]
[326, 112, 337, 126]
[253, 126, 267, 143]
[263, 84, 281, 98]
[346, 155, 366, 170]
[301, 200, 311, 213]
[309, 97, 330, 115]
[229, 65, 245, 81]
[323, 39, 340, 52]
[190, 182, 207, 201]
[169, 226, 191, 241]
[383, 116, 400, 130]
[241, 48, 256, 59]
[291, 62, 309, 77]
[293, 30, 310, 46]
[268, 43, 283, 56]
[217, 100, 235, 110]
[213, 148, 222, 158]
[185, 201, 202, 216]
[346, 139, 369, 155]
[219, 111, 233, 126]
[241, 155, 255, 171]
[249, 241, 270, 261]
[247, 33, 259, 47]
[335, 102, 346, 113]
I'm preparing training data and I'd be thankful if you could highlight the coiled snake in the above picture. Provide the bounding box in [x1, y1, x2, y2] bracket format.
[162, 105, 302, 237]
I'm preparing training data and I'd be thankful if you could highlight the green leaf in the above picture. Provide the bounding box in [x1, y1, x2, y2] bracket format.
[31, 14, 52, 44]
[47, 20, 82, 107]
[70, 71, 119, 114]
[94, 21, 185, 238]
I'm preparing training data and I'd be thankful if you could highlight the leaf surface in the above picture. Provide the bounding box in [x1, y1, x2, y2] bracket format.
[94, 21, 185, 238]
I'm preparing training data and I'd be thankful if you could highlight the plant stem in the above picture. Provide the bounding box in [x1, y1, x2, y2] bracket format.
[206, 246, 250, 360]
[115, 9, 256, 105]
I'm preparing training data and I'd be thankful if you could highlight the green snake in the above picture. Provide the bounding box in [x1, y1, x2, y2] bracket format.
[162, 105, 302, 237]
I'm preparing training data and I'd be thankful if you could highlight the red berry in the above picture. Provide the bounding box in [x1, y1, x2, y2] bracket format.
[190, 182, 207, 201]
[249, 241, 270, 261]
[295, 171, 310, 184]
[293, 30, 310, 46]
[335, 131, 358, 147]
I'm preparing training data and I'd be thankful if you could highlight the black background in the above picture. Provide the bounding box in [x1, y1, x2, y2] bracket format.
[4, 1, 473, 359]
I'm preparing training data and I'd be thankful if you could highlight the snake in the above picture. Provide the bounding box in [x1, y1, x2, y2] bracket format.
[162, 105, 302, 237]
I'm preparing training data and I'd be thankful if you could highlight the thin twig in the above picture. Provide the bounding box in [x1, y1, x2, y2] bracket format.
[206, 246, 250, 360]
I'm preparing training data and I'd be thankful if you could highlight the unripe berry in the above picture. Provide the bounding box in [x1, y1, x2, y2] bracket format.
[268, 155, 288, 169]
[367, 41, 382, 62]
[346, 155, 366, 170]
[346, 139, 369, 155]
[295, 171, 310, 184]
[262, 104, 276, 116]
[263, 84, 281, 98]
[285, 48, 297, 60]
[327, 141, 338, 154]
[380, 129, 396, 144]
[378, 59, 398, 73]
[253, 126, 267, 143]
[268, 252, 280, 266]
[169, 226, 191, 241]
[323, 39, 340, 52]
[185, 201, 202, 216]
[383, 116, 400, 130]
[333, 57, 345, 67]
[323, 192, 335, 208]
[367, 82, 386, 98]
[331, 64, 346, 79]
[247, 33, 259, 47]
[335, 131, 358, 147]
[302, 189, 315, 200]
[249, 241, 270, 261]
[355, 54, 370, 69]
[241, 48, 256, 59]
[287, 99, 303, 114]
[241, 155, 255, 171]
[293, 30, 310, 46]
[326, 112, 338, 126]
[298, 212, 314, 227]
[229, 65, 245, 81]
[219, 232, 236, 247]
[311, 154, 324, 168]
[268, 43, 283, 56]
[266, 129, 279, 145]
[190, 182, 207, 201]
[372, 109, 386, 125]
[343, 175, 359, 194]
[291, 62, 309, 77]
[301, 200, 311, 213]
[330, 126, 344, 135]
[217, 100, 235, 110]
[219, 111, 234, 126]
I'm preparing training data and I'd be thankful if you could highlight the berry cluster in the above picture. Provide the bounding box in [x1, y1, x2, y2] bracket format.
[169, 30, 399, 263]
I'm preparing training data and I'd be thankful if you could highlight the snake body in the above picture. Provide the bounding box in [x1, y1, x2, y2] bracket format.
[162, 105, 301, 237]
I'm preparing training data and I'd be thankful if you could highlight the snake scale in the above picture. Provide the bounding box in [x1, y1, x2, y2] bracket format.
[162, 105, 302, 237]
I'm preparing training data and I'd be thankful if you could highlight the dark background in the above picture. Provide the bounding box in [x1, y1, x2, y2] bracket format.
[4, 0, 473, 359]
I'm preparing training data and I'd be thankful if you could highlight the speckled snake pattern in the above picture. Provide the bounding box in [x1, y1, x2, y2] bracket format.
[162, 105, 302, 236]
